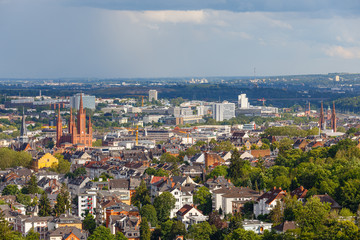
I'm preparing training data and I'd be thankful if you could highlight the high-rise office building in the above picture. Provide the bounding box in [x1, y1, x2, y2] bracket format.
[238, 94, 249, 109]
[70, 93, 95, 110]
[212, 101, 235, 121]
[149, 90, 158, 101]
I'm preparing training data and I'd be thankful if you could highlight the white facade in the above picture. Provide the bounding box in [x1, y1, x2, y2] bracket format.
[70, 93, 96, 110]
[78, 191, 97, 219]
[238, 94, 249, 109]
[143, 115, 164, 124]
[181, 107, 193, 116]
[212, 101, 235, 121]
[242, 220, 272, 234]
[254, 198, 281, 217]
[196, 105, 206, 116]
[15, 216, 51, 238]
[149, 90, 158, 101]
[177, 206, 207, 228]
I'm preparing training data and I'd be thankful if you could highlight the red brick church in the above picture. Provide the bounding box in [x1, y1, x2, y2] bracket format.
[56, 94, 93, 147]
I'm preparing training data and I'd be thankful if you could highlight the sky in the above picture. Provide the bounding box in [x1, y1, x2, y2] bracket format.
[1, 0, 360, 78]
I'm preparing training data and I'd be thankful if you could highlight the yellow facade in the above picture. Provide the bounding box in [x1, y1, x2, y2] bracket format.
[36, 153, 58, 170]
[58, 222, 82, 230]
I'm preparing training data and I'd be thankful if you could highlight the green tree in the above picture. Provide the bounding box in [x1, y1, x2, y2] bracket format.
[295, 196, 330, 233]
[140, 204, 157, 227]
[166, 220, 186, 240]
[193, 186, 212, 214]
[283, 195, 302, 221]
[88, 226, 115, 240]
[269, 201, 283, 226]
[187, 221, 216, 240]
[83, 213, 96, 234]
[229, 212, 243, 232]
[2, 184, 19, 195]
[131, 180, 151, 209]
[22, 175, 39, 194]
[25, 228, 39, 240]
[115, 232, 127, 240]
[160, 153, 179, 163]
[0, 210, 25, 240]
[224, 228, 260, 240]
[208, 165, 228, 179]
[38, 192, 52, 217]
[54, 153, 71, 174]
[154, 192, 176, 222]
[16, 193, 32, 206]
[140, 217, 151, 240]
[0, 148, 32, 169]
[53, 184, 71, 216]
[92, 139, 103, 147]
[339, 179, 360, 212]
[227, 149, 244, 180]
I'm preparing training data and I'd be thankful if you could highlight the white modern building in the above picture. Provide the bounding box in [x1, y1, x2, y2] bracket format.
[70, 93, 96, 110]
[78, 190, 97, 219]
[238, 94, 249, 109]
[242, 220, 272, 234]
[212, 101, 235, 121]
[149, 90, 158, 101]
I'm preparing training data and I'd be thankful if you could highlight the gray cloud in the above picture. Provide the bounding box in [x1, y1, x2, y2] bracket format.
[0, 0, 360, 78]
[65, 0, 360, 14]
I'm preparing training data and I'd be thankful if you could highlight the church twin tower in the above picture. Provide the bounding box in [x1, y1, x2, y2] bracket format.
[318, 101, 336, 132]
[56, 94, 93, 147]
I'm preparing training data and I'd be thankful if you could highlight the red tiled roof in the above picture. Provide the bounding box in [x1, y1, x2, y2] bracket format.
[291, 186, 307, 199]
[258, 187, 287, 205]
[150, 176, 168, 184]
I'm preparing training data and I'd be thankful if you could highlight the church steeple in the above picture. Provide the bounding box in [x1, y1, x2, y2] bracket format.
[20, 108, 27, 137]
[331, 102, 337, 132]
[69, 107, 73, 134]
[77, 93, 86, 135]
[319, 101, 325, 130]
[19, 108, 29, 143]
[56, 104, 62, 147]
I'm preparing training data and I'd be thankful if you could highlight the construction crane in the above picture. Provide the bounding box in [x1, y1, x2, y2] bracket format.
[125, 95, 146, 107]
[257, 98, 266, 106]
[135, 125, 139, 146]
[178, 130, 191, 143]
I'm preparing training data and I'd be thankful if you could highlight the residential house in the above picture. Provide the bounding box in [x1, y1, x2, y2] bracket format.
[34, 153, 59, 171]
[254, 187, 287, 217]
[242, 219, 272, 234]
[176, 204, 207, 228]
[71, 151, 92, 165]
[68, 176, 91, 195]
[108, 214, 141, 240]
[313, 194, 341, 211]
[273, 221, 297, 233]
[221, 187, 260, 214]
[291, 186, 308, 202]
[48, 227, 87, 240]
[15, 215, 53, 239]
[205, 176, 233, 191]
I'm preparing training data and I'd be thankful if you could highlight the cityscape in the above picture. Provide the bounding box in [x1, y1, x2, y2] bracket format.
[2, 1, 360, 240]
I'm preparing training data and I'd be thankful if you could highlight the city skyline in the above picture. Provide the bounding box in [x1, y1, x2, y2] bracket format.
[1, 0, 360, 78]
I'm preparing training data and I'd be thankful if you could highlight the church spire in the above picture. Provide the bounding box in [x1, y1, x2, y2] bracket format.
[79, 93, 84, 114]
[20, 108, 27, 137]
[331, 101, 337, 132]
[56, 104, 62, 147]
[69, 107, 73, 134]
[319, 101, 325, 130]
